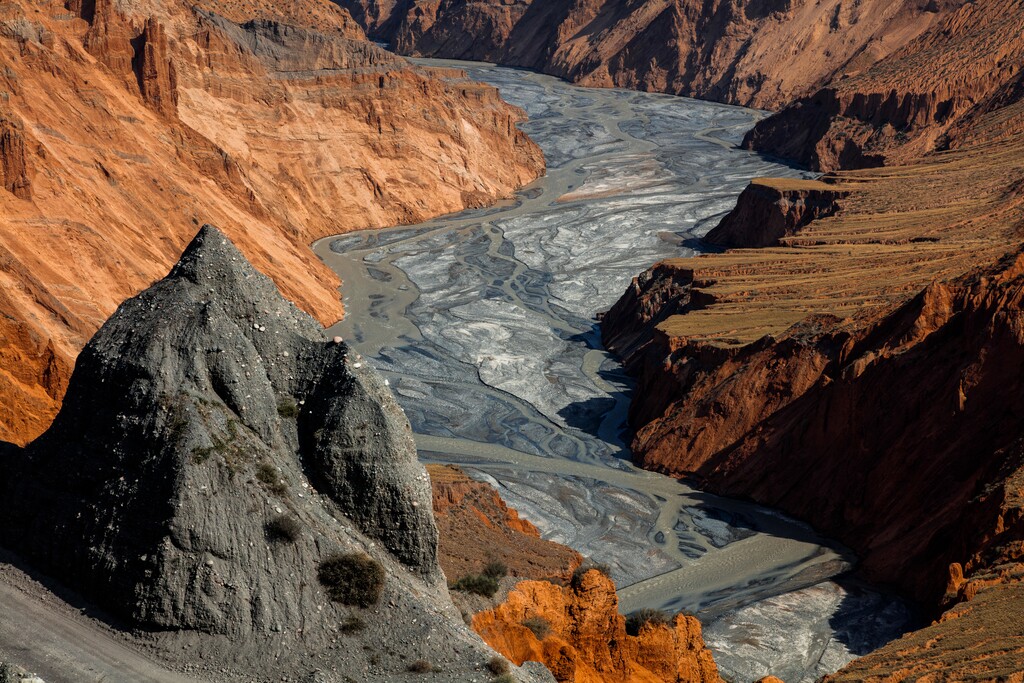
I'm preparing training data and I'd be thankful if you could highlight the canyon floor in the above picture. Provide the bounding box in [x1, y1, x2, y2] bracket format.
[314, 61, 917, 682]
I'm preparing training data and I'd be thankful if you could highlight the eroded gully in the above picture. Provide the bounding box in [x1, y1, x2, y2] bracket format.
[313, 60, 915, 682]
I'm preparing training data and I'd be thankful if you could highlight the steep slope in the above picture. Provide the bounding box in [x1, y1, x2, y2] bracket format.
[747, 0, 1024, 170]
[340, 0, 962, 109]
[0, 0, 543, 446]
[428, 464, 582, 583]
[474, 569, 722, 683]
[0, 226, 553, 683]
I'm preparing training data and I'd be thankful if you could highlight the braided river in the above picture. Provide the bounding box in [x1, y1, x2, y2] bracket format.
[314, 60, 915, 682]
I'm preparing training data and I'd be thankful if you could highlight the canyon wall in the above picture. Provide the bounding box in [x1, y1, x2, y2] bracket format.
[339, 0, 963, 109]
[0, 0, 543, 446]
[747, 0, 1024, 170]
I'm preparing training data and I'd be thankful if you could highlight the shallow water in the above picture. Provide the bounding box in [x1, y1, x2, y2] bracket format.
[313, 60, 914, 681]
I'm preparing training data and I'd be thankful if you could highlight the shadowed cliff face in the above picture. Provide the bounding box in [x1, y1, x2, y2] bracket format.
[0, 0, 543, 446]
[474, 569, 722, 683]
[747, 0, 1024, 171]
[339, 0, 963, 109]
[602, 106, 1024, 619]
[0, 226, 439, 633]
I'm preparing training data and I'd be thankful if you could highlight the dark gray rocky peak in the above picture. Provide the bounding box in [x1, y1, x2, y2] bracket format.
[0, 224, 439, 637]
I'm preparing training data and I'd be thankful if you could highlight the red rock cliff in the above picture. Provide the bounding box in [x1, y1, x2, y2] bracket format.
[473, 569, 722, 683]
[0, 0, 543, 445]
[339, 0, 962, 109]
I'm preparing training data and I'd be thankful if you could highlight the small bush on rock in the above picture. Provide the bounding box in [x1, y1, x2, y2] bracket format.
[317, 552, 384, 608]
[407, 660, 433, 673]
[625, 608, 670, 636]
[521, 616, 551, 640]
[482, 559, 508, 579]
[487, 656, 510, 675]
[256, 462, 287, 494]
[450, 573, 499, 598]
[277, 398, 299, 418]
[265, 514, 302, 543]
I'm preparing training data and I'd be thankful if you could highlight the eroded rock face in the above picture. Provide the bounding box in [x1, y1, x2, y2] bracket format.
[0, 226, 439, 634]
[428, 464, 582, 583]
[473, 569, 722, 683]
[703, 178, 848, 249]
[604, 231, 1024, 609]
[0, 115, 31, 200]
[343, 0, 962, 109]
[747, 0, 1024, 170]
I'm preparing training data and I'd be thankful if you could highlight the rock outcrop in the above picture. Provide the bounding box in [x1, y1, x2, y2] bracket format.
[703, 178, 848, 249]
[428, 464, 582, 583]
[0, 115, 31, 200]
[0, 227, 555, 682]
[473, 569, 722, 683]
[0, 0, 543, 446]
[1, 225, 438, 631]
[342, 0, 962, 109]
[747, 0, 1024, 170]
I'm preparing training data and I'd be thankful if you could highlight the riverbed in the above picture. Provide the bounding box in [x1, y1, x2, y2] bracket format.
[313, 60, 914, 682]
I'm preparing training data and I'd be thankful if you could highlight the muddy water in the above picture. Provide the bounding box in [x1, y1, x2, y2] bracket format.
[313, 60, 914, 682]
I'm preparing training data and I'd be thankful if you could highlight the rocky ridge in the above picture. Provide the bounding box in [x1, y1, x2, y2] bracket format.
[0, 226, 554, 682]
[473, 569, 722, 683]
[340, 0, 962, 109]
[0, 0, 543, 446]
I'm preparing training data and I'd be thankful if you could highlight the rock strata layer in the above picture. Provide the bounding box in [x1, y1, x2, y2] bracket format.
[748, 0, 1024, 170]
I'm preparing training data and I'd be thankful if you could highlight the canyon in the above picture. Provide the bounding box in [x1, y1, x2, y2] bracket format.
[339, 0, 963, 110]
[317, 61, 920, 682]
[0, 0, 541, 447]
[3, 0, 1024, 679]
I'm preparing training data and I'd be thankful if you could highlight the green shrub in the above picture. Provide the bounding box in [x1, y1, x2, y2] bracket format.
[277, 398, 299, 419]
[256, 462, 287, 494]
[265, 514, 302, 543]
[482, 560, 508, 579]
[521, 616, 551, 640]
[625, 608, 671, 636]
[317, 552, 385, 607]
[450, 573, 499, 598]
[407, 660, 432, 673]
[487, 656, 510, 675]
[492, 675, 516, 683]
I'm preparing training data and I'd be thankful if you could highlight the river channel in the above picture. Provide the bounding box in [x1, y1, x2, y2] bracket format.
[313, 60, 915, 682]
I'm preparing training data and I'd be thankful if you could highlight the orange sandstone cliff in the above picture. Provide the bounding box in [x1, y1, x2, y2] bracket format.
[0, 0, 543, 445]
[427, 464, 582, 583]
[473, 569, 722, 683]
[339, 0, 963, 109]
